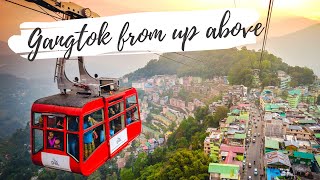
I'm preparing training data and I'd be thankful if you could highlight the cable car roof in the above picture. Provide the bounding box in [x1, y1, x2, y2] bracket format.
[34, 87, 131, 108]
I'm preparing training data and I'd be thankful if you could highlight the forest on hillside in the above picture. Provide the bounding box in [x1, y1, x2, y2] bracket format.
[124, 47, 315, 88]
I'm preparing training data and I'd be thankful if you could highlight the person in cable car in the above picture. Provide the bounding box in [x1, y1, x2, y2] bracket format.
[47, 132, 56, 148]
[83, 116, 98, 159]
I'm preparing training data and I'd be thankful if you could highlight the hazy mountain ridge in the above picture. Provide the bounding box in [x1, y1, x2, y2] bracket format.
[248, 23, 320, 76]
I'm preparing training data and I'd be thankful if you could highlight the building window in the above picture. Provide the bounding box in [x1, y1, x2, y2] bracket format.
[33, 129, 43, 154]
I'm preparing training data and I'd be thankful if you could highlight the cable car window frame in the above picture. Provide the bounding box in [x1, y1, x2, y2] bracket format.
[32, 128, 44, 154]
[67, 116, 79, 132]
[67, 133, 79, 162]
[126, 95, 138, 108]
[32, 112, 43, 127]
[66, 116, 80, 162]
[47, 115, 64, 130]
[125, 105, 139, 125]
[109, 113, 125, 137]
[83, 108, 106, 161]
[108, 99, 124, 118]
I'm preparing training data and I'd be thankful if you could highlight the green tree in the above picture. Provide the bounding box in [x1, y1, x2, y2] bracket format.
[120, 168, 134, 180]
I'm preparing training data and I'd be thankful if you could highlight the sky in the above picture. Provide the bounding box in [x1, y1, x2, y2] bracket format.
[0, 0, 319, 78]
[1, 0, 319, 42]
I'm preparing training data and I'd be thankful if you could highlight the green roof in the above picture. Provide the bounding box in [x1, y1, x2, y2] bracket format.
[232, 109, 240, 115]
[265, 104, 272, 111]
[293, 151, 314, 160]
[270, 104, 280, 109]
[265, 139, 280, 150]
[288, 89, 301, 96]
[280, 112, 286, 117]
[315, 134, 320, 139]
[315, 155, 320, 166]
[210, 145, 220, 151]
[234, 133, 246, 139]
[239, 114, 249, 121]
[226, 116, 236, 124]
[208, 163, 239, 179]
[298, 120, 317, 124]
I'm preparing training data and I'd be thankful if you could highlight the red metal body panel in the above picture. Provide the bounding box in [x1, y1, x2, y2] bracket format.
[31, 88, 141, 176]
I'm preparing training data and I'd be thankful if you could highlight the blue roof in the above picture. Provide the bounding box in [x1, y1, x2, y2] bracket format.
[267, 168, 281, 180]
[144, 83, 153, 88]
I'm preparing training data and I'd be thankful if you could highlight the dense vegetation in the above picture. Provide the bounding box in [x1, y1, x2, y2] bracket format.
[124, 48, 315, 88]
[119, 106, 229, 179]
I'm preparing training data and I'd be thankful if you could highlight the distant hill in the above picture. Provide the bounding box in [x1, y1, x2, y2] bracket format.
[0, 74, 57, 137]
[124, 48, 315, 88]
[248, 23, 320, 76]
[0, 41, 158, 79]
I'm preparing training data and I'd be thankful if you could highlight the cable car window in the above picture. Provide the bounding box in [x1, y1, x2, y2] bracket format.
[109, 115, 125, 137]
[33, 113, 43, 127]
[67, 134, 79, 161]
[47, 131, 64, 151]
[67, 116, 79, 132]
[126, 96, 137, 108]
[84, 124, 105, 160]
[84, 109, 103, 130]
[33, 129, 43, 154]
[47, 116, 64, 129]
[108, 102, 124, 118]
[126, 107, 139, 125]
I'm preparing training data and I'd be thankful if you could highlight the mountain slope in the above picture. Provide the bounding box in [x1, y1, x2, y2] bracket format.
[248, 23, 320, 75]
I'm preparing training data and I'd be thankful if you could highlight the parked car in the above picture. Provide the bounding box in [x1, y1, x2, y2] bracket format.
[243, 160, 246, 166]
[252, 138, 256, 143]
[254, 168, 258, 175]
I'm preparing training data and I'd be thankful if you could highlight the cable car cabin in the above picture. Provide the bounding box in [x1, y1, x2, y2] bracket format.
[30, 87, 141, 176]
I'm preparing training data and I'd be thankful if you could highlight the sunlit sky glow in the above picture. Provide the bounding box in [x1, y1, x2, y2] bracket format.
[0, 0, 319, 41]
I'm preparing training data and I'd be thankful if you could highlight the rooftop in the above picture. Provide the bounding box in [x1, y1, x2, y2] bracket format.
[208, 163, 239, 179]
[298, 119, 317, 124]
[265, 151, 291, 167]
[265, 138, 280, 150]
[234, 133, 246, 139]
[220, 144, 245, 153]
[293, 151, 314, 160]
[288, 125, 303, 131]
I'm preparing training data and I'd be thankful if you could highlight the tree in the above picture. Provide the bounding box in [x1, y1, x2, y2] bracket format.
[120, 168, 134, 180]
[317, 95, 320, 105]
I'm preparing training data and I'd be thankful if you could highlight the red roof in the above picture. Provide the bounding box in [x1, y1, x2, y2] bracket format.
[238, 104, 251, 108]
[220, 144, 245, 153]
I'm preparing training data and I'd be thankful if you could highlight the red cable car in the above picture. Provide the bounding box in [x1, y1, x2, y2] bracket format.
[30, 57, 142, 175]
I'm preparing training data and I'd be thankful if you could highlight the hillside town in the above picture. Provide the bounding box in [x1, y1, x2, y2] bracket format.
[123, 70, 320, 180]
